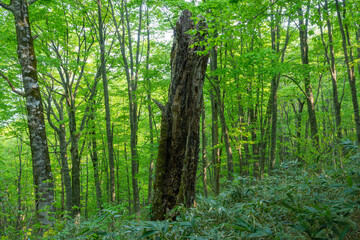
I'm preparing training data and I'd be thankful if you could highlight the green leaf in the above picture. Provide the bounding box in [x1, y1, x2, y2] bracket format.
[339, 224, 351, 240]
[139, 230, 158, 239]
[346, 175, 353, 188]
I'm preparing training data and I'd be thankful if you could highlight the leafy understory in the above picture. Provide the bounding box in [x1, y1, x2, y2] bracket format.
[50, 156, 360, 240]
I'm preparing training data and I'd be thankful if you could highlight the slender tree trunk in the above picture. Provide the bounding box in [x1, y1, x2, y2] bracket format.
[269, 75, 279, 172]
[152, 10, 208, 220]
[16, 138, 23, 232]
[319, 0, 342, 139]
[0, 0, 55, 231]
[201, 97, 208, 197]
[269, 14, 290, 172]
[210, 89, 221, 195]
[100, 130, 109, 201]
[109, 0, 143, 213]
[85, 156, 89, 219]
[124, 143, 132, 214]
[357, 26, 360, 77]
[298, 3, 319, 148]
[145, 5, 154, 204]
[68, 108, 81, 218]
[294, 99, 305, 160]
[210, 41, 221, 194]
[44, 92, 73, 213]
[115, 144, 121, 203]
[90, 109, 102, 210]
[248, 81, 260, 178]
[335, 0, 360, 143]
[58, 128, 72, 212]
[216, 89, 234, 181]
[97, 0, 115, 202]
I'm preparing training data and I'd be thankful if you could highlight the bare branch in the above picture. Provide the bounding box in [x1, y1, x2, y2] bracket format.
[0, 71, 25, 97]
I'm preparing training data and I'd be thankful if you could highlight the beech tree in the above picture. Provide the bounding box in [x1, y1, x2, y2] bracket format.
[0, 0, 54, 232]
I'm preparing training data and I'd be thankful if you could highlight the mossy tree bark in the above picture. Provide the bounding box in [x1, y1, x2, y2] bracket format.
[151, 9, 209, 221]
[0, 0, 54, 232]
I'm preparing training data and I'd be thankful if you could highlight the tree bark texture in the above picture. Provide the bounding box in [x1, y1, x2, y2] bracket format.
[1, 0, 55, 230]
[151, 10, 209, 220]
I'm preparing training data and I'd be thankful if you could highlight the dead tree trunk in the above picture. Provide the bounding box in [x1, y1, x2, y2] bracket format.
[151, 10, 209, 221]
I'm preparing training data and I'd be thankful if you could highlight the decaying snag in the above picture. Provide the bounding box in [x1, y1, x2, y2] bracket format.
[152, 9, 209, 220]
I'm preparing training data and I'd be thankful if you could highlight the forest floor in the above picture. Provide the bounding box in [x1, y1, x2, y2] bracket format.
[48, 153, 360, 240]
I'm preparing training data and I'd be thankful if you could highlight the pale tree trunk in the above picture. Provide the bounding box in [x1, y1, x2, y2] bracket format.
[0, 0, 55, 231]
[298, 2, 319, 148]
[335, 0, 360, 143]
[152, 10, 209, 220]
[97, 0, 115, 202]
